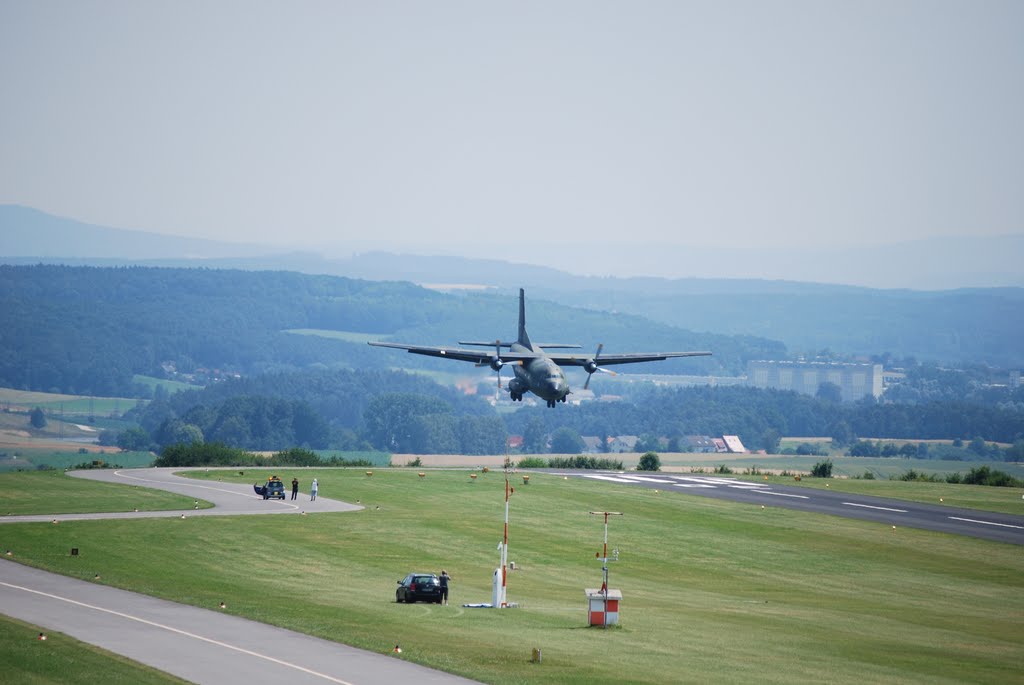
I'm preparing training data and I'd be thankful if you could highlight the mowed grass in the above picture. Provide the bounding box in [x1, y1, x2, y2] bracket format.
[0, 470, 211, 516]
[2, 469, 1022, 685]
[0, 613, 193, 685]
[656, 452, 1024, 480]
[754, 475, 1024, 515]
[0, 449, 156, 472]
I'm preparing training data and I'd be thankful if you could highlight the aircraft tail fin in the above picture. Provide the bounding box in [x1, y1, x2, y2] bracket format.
[518, 288, 533, 348]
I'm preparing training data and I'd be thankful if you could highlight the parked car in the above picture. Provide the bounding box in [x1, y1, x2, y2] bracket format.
[253, 478, 286, 500]
[396, 573, 442, 603]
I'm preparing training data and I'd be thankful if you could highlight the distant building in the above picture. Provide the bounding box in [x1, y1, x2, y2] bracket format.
[722, 435, 747, 453]
[747, 360, 883, 401]
[686, 435, 719, 453]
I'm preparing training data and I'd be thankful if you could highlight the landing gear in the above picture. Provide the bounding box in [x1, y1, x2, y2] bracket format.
[546, 399, 556, 408]
[511, 392, 523, 402]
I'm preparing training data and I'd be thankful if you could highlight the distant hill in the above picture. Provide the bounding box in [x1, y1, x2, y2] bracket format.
[0, 264, 754, 397]
[2, 205, 1023, 366]
[0, 205, 273, 259]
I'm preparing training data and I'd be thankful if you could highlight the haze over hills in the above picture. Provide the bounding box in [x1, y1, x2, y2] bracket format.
[2, 204, 1022, 290]
[3, 205, 1023, 367]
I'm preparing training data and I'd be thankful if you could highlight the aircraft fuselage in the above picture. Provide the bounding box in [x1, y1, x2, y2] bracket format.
[509, 342, 570, 406]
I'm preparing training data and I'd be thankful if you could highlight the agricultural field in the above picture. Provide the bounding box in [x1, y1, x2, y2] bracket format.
[132, 374, 202, 394]
[284, 328, 385, 343]
[0, 386, 142, 417]
[0, 448, 155, 473]
[1, 468, 1020, 684]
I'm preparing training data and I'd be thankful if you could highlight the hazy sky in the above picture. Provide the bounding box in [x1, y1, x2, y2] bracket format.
[1, 1, 1022, 275]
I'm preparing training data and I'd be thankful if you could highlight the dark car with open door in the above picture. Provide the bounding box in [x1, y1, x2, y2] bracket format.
[396, 573, 442, 603]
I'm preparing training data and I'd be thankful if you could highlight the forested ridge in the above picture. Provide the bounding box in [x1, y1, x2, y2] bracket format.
[112, 367, 1024, 457]
[5, 264, 1023, 457]
[0, 264, 773, 396]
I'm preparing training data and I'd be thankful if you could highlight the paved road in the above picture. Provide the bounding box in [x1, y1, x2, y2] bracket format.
[553, 471, 1024, 545]
[1, 468, 481, 685]
[1, 467, 362, 524]
[0, 561, 479, 685]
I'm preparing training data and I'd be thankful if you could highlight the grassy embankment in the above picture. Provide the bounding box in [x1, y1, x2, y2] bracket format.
[0, 614, 192, 685]
[0, 470, 211, 516]
[2, 468, 1021, 684]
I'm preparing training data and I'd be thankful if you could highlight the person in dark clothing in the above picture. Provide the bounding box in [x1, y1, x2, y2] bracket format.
[291, 477, 299, 500]
[439, 569, 451, 605]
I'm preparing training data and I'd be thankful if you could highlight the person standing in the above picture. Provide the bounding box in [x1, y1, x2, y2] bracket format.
[310, 478, 318, 501]
[291, 477, 299, 500]
[439, 569, 451, 605]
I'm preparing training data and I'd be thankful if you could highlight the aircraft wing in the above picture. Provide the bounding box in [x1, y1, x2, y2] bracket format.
[368, 341, 537, 364]
[546, 351, 712, 367]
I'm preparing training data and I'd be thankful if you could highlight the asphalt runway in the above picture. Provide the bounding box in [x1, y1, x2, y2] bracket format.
[0, 467, 362, 524]
[552, 471, 1024, 545]
[1, 468, 481, 685]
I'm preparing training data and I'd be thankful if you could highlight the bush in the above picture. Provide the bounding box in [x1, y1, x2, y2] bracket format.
[961, 466, 1023, 488]
[714, 464, 733, 474]
[637, 452, 661, 472]
[810, 460, 833, 478]
[266, 448, 321, 466]
[155, 442, 254, 466]
[547, 456, 624, 470]
[517, 457, 547, 468]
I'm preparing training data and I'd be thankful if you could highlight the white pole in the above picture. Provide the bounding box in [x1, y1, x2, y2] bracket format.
[589, 511, 622, 628]
[501, 476, 509, 607]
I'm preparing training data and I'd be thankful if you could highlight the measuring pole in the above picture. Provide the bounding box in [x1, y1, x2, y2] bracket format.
[589, 511, 622, 628]
[500, 476, 510, 606]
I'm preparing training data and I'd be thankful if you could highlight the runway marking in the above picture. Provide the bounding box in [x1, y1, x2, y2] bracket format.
[759, 491, 810, 499]
[843, 502, 908, 513]
[623, 476, 678, 484]
[583, 475, 643, 483]
[672, 483, 716, 489]
[0, 580, 356, 685]
[948, 516, 1024, 530]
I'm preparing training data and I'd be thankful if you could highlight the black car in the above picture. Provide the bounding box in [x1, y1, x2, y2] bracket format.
[253, 479, 286, 500]
[396, 573, 442, 603]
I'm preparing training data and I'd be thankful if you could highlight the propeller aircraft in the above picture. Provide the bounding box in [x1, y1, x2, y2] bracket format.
[369, 289, 711, 408]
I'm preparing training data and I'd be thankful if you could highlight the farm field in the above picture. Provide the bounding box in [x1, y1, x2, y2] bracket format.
[0, 613, 192, 685]
[0, 447, 155, 473]
[0, 386, 142, 416]
[1, 468, 1020, 684]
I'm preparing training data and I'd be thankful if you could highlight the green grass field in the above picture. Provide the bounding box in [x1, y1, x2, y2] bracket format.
[0, 470, 210, 515]
[750, 475, 1024, 515]
[132, 374, 202, 394]
[0, 613, 192, 685]
[1, 468, 1021, 684]
[655, 452, 1024, 480]
[0, 386, 142, 416]
[0, 450, 156, 473]
[284, 328, 387, 343]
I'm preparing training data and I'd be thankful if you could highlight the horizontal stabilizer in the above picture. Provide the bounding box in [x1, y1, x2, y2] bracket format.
[459, 340, 512, 348]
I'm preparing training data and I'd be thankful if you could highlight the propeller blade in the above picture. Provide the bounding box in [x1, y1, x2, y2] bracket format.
[495, 339, 502, 389]
[584, 343, 605, 390]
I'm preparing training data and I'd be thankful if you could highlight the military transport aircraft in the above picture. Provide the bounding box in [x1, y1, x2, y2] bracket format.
[368, 289, 711, 407]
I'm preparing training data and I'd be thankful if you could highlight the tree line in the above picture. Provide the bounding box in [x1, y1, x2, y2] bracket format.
[107, 367, 1024, 457]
